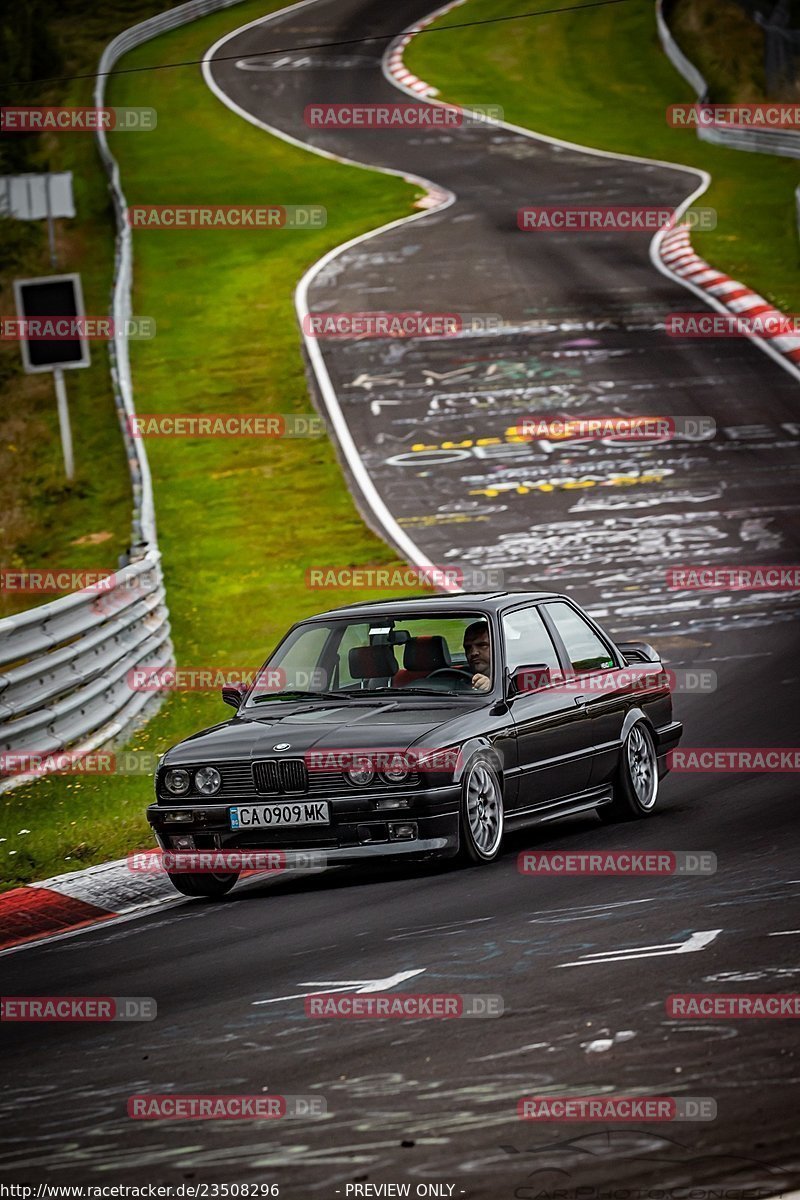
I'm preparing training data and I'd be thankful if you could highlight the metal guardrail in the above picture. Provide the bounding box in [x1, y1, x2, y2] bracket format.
[656, 0, 800, 159]
[0, 0, 246, 792]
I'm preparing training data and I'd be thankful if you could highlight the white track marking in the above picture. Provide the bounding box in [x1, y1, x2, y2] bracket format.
[253, 967, 426, 1004]
[557, 928, 721, 967]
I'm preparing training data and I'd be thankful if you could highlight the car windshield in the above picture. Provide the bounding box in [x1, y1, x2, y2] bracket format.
[243, 612, 494, 705]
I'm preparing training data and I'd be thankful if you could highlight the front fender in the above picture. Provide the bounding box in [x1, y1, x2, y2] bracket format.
[450, 736, 506, 786]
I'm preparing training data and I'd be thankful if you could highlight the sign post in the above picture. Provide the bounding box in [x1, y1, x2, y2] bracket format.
[12, 273, 90, 481]
[53, 368, 75, 480]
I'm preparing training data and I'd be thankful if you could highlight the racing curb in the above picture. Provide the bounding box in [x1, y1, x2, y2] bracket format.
[0, 853, 327, 952]
[384, 0, 465, 97]
[387, 1, 800, 376]
[0, 856, 178, 952]
[658, 224, 800, 364]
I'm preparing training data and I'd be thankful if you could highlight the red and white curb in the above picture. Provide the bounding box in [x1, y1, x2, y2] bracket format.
[658, 224, 800, 366]
[0, 856, 179, 953]
[385, 1, 800, 383]
[384, 0, 465, 98]
[0, 852, 327, 953]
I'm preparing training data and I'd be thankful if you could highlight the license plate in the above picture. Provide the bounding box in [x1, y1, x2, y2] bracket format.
[229, 801, 330, 830]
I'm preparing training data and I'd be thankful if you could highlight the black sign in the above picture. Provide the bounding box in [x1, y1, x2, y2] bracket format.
[13, 273, 89, 372]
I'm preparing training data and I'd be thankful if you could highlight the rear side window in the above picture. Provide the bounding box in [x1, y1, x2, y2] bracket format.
[502, 606, 560, 673]
[544, 602, 616, 673]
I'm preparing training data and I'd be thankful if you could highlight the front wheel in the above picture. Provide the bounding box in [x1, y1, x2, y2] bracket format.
[166, 871, 239, 898]
[600, 721, 659, 822]
[459, 756, 504, 863]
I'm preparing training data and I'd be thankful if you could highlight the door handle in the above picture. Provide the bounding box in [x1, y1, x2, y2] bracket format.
[573, 695, 587, 706]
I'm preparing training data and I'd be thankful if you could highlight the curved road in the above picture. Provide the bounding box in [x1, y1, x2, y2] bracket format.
[2, 2, 799, 1196]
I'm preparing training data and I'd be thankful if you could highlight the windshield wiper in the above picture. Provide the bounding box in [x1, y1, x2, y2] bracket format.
[365, 686, 473, 697]
[249, 690, 355, 704]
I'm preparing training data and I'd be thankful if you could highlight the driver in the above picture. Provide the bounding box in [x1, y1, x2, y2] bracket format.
[463, 621, 492, 692]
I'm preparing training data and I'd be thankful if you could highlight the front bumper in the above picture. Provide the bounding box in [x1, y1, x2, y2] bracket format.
[147, 785, 461, 863]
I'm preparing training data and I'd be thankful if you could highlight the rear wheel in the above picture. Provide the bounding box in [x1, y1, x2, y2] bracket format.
[166, 871, 239, 898]
[459, 756, 504, 863]
[600, 721, 659, 822]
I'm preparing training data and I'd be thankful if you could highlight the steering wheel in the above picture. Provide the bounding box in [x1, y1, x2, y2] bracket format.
[424, 668, 476, 692]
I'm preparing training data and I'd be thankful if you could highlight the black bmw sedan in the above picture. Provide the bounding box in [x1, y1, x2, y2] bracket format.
[147, 591, 683, 897]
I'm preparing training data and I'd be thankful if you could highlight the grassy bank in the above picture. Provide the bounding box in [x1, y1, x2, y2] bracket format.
[0, 0, 427, 889]
[407, 0, 800, 313]
[0, 1, 186, 618]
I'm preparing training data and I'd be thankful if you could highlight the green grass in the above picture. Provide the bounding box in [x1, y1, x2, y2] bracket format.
[407, 0, 800, 313]
[0, 1, 203, 618]
[670, 0, 768, 103]
[0, 0, 433, 889]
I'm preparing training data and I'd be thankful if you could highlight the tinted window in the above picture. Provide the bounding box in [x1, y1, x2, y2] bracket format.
[545, 602, 615, 672]
[503, 606, 560, 673]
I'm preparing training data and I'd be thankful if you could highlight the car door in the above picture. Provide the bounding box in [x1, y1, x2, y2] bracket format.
[503, 604, 594, 809]
[539, 600, 630, 789]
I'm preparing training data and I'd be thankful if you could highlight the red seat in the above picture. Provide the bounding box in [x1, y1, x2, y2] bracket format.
[394, 635, 451, 688]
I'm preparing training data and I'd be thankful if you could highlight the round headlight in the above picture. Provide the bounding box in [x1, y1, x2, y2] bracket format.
[194, 766, 222, 796]
[346, 757, 375, 787]
[380, 755, 410, 784]
[164, 768, 190, 795]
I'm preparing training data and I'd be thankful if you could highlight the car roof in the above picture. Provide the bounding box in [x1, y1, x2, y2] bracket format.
[306, 591, 566, 621]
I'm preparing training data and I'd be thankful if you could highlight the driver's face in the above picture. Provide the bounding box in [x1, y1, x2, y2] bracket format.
[464, 630, 491, 676]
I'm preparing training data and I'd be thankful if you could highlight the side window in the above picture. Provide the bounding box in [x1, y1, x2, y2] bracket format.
[502, 606, 560, 674]
[545, 602, 616, 673]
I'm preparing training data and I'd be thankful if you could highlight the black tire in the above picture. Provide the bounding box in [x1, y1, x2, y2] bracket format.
[458, 755, 504, 864]
[166, 871, 239, 898]
[599, 721, 659, 823]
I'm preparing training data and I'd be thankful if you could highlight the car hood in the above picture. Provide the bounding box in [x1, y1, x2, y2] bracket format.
[162, 698, 473, 765]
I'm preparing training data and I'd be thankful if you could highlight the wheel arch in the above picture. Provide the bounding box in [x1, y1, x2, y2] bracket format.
[620, 706, 657, 746]
[452, 737, 505, 789]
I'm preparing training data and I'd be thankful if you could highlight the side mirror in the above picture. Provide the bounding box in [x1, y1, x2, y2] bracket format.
[508, 663, 552, 697]
[221, 684, 245, 709]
